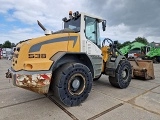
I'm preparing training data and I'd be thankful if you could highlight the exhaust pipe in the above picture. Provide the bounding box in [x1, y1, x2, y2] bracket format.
[37, 20, 52, 35]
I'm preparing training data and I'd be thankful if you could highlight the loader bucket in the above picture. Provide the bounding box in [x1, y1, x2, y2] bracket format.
[129, 60, 155, 80]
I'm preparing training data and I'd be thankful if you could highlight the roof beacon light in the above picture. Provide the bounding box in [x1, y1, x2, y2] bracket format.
[69, 11, 72, 15]
[69, 11, 73, 19]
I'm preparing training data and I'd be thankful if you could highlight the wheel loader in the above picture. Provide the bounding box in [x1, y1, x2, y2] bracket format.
[6, 11, 133, 106]
[119, 42, 155, 80]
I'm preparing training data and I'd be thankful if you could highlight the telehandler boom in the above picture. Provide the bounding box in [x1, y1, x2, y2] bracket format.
[6, 11, 132, 106]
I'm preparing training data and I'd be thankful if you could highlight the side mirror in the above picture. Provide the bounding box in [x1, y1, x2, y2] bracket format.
[102, 20, 106, 31]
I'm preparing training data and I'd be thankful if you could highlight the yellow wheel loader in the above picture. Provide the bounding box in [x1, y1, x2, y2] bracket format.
[6, 11, 132, 106]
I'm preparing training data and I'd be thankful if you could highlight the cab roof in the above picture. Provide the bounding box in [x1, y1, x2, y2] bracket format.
[80, 12, 104, 22]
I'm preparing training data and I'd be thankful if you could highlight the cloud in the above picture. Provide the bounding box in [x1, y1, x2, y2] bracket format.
[84, 0, 160, 42]
[0, 0, 159, 44]
[10, 28, 33, 34]
[0, 0, 85, 26]
[0, 0, 87, 43]
[0, 26, 42, 44]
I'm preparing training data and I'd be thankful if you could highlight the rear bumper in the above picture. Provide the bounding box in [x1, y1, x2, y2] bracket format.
[7, 68, 52, 94]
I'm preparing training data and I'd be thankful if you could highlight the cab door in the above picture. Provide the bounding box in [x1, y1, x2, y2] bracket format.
[84, 16, 101, 55]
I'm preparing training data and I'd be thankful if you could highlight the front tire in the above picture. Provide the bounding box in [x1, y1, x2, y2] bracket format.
[109, 60, 132, 89]
[51, 63, 92, 106]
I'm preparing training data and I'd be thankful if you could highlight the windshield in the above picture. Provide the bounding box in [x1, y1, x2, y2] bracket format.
[64, 16, 81, 32]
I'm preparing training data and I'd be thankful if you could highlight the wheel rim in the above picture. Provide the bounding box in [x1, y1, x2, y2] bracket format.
[122, 70, 127, 78]
[68, 73, 86, 95]
[122, 68, 129, 82]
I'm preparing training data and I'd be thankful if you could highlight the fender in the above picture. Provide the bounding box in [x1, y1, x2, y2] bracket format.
[50, 51, 95, 77]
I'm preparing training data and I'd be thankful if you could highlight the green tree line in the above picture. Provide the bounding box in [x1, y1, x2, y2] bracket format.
[0, 41, 16, 48]
[117, 37, 148, 49]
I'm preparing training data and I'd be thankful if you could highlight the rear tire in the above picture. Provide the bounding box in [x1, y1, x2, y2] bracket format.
[109, 60, 132, 89]
[51, 63, 92, 106]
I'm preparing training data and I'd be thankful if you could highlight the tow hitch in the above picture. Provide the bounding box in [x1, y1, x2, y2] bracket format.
[6, 69, 12, 78]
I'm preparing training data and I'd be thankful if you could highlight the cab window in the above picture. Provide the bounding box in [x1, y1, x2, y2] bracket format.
[85, 16, 100, 47]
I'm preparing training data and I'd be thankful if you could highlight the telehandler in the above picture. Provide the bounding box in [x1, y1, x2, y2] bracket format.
[6, 11, 132, 106]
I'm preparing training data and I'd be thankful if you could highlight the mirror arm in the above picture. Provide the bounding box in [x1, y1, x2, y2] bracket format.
[102, 20, 106, 31]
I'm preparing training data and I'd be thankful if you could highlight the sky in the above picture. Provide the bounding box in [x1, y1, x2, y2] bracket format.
[0, 0, 160, 44]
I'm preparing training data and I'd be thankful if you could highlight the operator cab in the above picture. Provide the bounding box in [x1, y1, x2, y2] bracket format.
[63, 11, 81, 32]
[62, 11, 106, 50]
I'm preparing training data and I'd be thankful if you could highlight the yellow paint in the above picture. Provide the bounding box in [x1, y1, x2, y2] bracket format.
[67, 33, 80, 52]
[24, 59, 53, 71]
[101, 46, 110, 62]
[101, 46, 110, 72]
[12, 33, 80, 71]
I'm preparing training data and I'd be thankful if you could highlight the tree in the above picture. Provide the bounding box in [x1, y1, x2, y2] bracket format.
[119, 41, 131, 48]
[0, 44, 2, 48]
[117, 41, 122, 49]
[11, 43, 16, 48]
[2, 40, 11, 48]
[134, 37, 148, 45]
